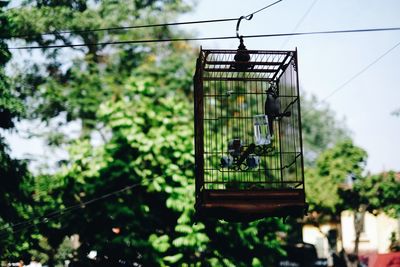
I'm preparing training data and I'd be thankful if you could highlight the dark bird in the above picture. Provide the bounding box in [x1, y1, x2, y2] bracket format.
[236, 143, 256, 167]
[220, 155, 234, 168]
[264, 87, 280, 136]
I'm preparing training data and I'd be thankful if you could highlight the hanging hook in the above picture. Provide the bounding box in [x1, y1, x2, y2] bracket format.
[233, 14, 253, 70]
[236, 14, 253, 39]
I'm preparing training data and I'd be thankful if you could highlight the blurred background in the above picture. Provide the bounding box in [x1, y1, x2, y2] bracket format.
[0, 0, 399, 266]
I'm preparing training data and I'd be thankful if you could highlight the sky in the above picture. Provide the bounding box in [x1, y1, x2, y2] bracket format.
[3, 0, 400, 174]
[177, 0, 400, 173]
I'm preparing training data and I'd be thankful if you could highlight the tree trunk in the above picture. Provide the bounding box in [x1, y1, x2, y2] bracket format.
[353, 204, 367, 255]
[47, 248, 56, 267]
[350, 204, 367, 267]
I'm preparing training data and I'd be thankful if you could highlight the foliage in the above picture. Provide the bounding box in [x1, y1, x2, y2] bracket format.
[305, 139, 367, 216]
[8, 0, 193, 129]
[0, 1, 35, 261]
[202, 219, 288, 266]
[3, 1, 290, 265]
[301, 94, 349, 165]
[354, 171, 400, 216]
[32, 78, 288, 266]
[0, 138, 34, 261]
[49, 79, 207, 265]
[305, 139, 400, 256]
[3, 0, 201, 264]
[2, 0, 378, 265]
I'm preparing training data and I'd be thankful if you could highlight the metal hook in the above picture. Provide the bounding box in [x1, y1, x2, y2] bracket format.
[236, 14, 253, 39]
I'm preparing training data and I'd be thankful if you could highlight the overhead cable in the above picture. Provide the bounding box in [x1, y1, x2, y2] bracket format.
[247, 0, 282, 17]
[8, 26, 400, 50]
[4, 18, 238, 39]
[2, 0, 282, 39]
[321, 39, 400, 101]
[0, 177, 157, 236]
[302, 39, 400, 117]
[281, 0, 319, 48]
[0, 158, 193, 236]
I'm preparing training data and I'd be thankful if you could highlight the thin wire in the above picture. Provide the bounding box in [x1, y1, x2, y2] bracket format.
[2, 1, 282, 39]
[0, 207, 76, 240]
[321, 40, 400, 102]
[0, 159, 194, 236]
[280, 0, 319, 48]
[247, 0, 283, 17]
[0, 177, 157, 235]
[3, 18, 238, 39]
[8, 27, 400, 50]
[302, 40, 400, 117]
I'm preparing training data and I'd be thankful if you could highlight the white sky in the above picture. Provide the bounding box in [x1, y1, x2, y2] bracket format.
[4, 0, 400, 174]
[178, 0, 400, 173]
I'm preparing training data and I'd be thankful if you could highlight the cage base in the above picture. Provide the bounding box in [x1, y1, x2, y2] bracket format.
[195, 189, 307, 222]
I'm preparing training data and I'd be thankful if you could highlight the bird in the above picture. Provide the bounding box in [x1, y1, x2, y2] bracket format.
[220, 155, 234, 168]
[264, 86, 280, 136]
[236, 143, 256, 167]
[246, 155, 260, 169]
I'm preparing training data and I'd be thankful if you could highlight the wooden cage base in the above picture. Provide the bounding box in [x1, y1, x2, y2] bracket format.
[195, 189, 307, 222]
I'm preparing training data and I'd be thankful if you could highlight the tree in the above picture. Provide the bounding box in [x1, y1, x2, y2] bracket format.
[301, 94, 349, 166]
[304, 139, 367, 261]
[4, 1, 290, 265]
[8, 0, 193, 135]
[27, 77, 288, 266]
[3, 1, 360, 265]
[342, 171, 400, 256]
[54, 80, 208, 265]
[305, 139, 400, 266]
[4, 0, 200, 264]
[0, 1, 36, 262]
[307, 139, 367, 214]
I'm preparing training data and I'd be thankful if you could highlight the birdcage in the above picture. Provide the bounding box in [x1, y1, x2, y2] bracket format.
[194, 41, 307, 222]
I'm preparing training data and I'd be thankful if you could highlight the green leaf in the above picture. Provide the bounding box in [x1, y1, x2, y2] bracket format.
[163, 253, 183, 264]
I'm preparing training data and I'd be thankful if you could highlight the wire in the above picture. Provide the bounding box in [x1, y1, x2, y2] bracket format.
[0, 159, 194, 237]
[280, 0, 319, 48]
[247, 0, 283, 17]
[321, 39, 400, 102]
[0, 177, 157, 236]
[8, 26, 400, 50]
[2, 1, 282, 39]
[4, 18, 238, 39]
[302, 39, 400, 117]
[236, 0, 282, 38]
[0, 207, 76, 240]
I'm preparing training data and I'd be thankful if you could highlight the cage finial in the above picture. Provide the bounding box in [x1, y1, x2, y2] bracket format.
[233, 36, 251, 71]
[234, 37, 250, 61]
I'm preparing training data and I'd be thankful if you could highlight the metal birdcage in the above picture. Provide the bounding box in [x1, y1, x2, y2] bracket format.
[193, 41, 307, 222]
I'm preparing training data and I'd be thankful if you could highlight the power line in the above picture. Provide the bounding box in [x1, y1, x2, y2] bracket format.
[0, 177, 157, 236]
[247, 0, 282, 17]
[8, 26, 400, 50]
[281, 0, 319, 48]
[4, 18, 238, 39]
[321, 39, 400, 102]
[2, 1, 282, 39]
[302, 39, 400, 117]
[0, 161, 194, 236]
[0, 207, 76, 240]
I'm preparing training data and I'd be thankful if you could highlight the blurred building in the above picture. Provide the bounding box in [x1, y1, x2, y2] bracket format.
[303, 211, 400, 259]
